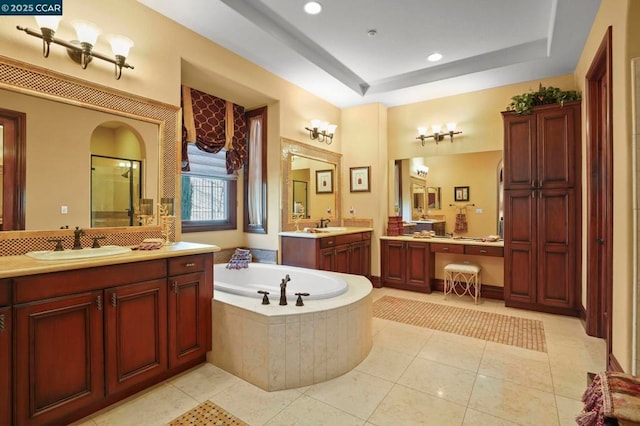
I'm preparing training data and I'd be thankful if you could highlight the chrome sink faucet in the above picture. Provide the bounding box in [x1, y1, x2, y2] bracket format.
[72, 226, 85, 250]
[279, 274, 291, 305]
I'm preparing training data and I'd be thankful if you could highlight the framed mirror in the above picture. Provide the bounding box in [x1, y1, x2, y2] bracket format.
[0, 57, 178, 233]
[281, 138, 341, 231]
[427, 187, 441, 209]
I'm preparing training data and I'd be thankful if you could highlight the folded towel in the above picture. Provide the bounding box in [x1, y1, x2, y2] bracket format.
[454, 208, 468, 234]
[577, 372, 640, 425]
[226, 248, 252, 269]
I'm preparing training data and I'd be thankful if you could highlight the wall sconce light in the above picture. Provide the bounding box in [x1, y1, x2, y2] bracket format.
[305, 119, 337, 145]
[416, 166, 429, 178]
[416, 122, 462, 146]
[16, 16, 134, 80]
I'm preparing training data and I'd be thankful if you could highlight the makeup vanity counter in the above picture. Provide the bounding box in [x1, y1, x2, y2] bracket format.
[280, 227, 373, 278]
[0, 242, 218, 426]
[380, 236, 504, 294]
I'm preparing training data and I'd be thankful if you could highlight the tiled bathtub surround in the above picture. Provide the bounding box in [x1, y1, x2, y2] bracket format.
[209, 273, 373, 391]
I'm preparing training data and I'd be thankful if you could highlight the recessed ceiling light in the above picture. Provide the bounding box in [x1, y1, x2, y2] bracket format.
[367, 29, 377, 37]
[427, 52, 443, 62]
[304, 2, 322, 15]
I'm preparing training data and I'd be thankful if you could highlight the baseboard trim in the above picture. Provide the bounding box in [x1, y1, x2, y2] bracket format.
[370, 275, 381, 288]
[431, 279, 504, 301]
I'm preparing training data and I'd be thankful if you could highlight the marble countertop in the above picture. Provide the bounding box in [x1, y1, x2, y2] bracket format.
[279, 226, 373, 239]
[380, 235, 504, 247]
[410, 220, 446, 223]
[0, 241, 220, 279]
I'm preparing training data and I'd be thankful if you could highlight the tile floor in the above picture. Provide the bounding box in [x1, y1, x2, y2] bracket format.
[76, 287, 606, 425]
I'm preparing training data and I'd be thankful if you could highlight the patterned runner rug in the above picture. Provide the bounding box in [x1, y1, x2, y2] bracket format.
[373, 296, 547, 352]
[169, 400, 246, 426]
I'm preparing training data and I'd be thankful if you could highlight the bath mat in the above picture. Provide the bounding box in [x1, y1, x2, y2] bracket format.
[373, 296, 547, 352]
[169, 400, 247, 426]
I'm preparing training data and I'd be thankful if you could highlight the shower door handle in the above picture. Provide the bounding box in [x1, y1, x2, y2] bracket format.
[596, 238, 605, 244]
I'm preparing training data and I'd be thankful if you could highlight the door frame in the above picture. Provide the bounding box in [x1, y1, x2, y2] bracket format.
[585, 26, 614, 366]
[0, 108, 26, 230]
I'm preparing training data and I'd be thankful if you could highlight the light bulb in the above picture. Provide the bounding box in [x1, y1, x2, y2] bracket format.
[311, 119, 321, 129]
[432, 124, 442, 134]
[327, 124, 337, 135]
[72, 20, 100, 45]
[446, 122, 457, 132]
[109, 35, 133, 57]
[35, 15, 60, 32]
[417, 126, 427, 136]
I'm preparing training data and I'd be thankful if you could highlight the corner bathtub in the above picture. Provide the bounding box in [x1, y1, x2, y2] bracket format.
[209, 263, 373, 391]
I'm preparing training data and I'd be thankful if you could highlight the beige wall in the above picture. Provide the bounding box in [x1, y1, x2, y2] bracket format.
[574, 0, 640, 372]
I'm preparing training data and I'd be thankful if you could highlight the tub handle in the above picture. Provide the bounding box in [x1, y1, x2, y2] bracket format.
[258, 290, 270, 305]
[185, 262, 196, 267]
[295, 292, 310, 306]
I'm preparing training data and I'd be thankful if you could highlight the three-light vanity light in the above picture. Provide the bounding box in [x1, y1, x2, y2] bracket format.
[17, 16, 134, 80]
[416, 122, 462, 145]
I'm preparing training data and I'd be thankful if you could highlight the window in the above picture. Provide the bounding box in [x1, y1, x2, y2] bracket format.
[181, 144, 237, 232]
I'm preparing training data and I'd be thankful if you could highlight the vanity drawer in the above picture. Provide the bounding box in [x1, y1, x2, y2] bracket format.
[430, 243, 464, 254]
[319, 237, 336, 248]
[168, 254, 207, 275]
[335, 233, 364, 245]
[464, 245, 504, 257]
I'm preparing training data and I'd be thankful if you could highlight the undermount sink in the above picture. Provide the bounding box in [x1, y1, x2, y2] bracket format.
[25, 245, 132, 261]
[317, 227, 348, 232]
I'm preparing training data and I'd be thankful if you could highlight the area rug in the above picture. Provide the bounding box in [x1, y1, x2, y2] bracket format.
[169, 400, 247, 426]
[373, 296, 547, 352]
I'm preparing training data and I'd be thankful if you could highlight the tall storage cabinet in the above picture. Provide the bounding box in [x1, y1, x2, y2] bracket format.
[502, 101, 581, 315]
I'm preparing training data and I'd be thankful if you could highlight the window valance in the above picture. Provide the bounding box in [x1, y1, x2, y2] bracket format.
[181, 85, 246, 174]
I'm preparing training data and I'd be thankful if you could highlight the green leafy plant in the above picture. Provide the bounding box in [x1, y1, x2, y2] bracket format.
[506, 84, 581, 114]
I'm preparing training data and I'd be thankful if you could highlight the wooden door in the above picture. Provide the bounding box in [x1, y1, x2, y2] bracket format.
[168, 272, 208, 368]
[536, 103, 579, 189]
[537, 189, 576, 311]
[105, 279, 167, 395]
[381, 240, 406, 286]
[502, 112, 535, 190]
[15, 291, 104, 425]
[504, 190, 537, 305]
[0, 306, 11, 426]
[406, 242, 431, 292]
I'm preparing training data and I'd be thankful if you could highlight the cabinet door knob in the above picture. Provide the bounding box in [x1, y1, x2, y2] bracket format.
[111, 293, 117, 308]
[96, 295, 102, 311]
[172, 281, 179, 293]
[480, 249, 487, 254]
[0, 314, 5, 332]
[185, 262, 196, 267]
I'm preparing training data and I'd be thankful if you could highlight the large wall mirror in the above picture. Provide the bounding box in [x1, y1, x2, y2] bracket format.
[281, 138, 341, 231]
[0, 56, 178, 233]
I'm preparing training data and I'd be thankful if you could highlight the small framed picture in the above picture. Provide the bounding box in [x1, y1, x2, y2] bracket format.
[350, 166, 370, 192]
[316, 169, 334, 194]
[454, 186, 469, 202]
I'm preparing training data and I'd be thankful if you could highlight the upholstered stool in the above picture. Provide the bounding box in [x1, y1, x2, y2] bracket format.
[444, 263, 481, 304]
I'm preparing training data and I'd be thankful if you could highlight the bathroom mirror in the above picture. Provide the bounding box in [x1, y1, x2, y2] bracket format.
[0, 57, 178, 232]
[427, 187, 441, 209]
[411, 179, 426, 218]
[281, 138, 341, 231]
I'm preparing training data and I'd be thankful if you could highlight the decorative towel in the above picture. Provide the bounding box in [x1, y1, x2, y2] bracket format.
[454, 207, 468, 234]
[226, 248, 252, 269]
[577, 371, 640, 426]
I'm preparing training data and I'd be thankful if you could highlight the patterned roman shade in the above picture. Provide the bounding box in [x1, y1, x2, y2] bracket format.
[181, 85, 247, 174]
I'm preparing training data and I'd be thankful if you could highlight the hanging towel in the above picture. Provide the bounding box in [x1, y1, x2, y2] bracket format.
[454, 207, 468, 234]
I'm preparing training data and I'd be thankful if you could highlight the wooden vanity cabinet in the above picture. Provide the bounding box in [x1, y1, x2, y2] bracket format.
[281, 231, 372, 278]
[1, 279, 12, 426]
[381, 240, 432, 293]
[167, 254, 213, 368]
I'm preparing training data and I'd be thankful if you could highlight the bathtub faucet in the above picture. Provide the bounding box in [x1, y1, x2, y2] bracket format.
[279, 274, 291, 305]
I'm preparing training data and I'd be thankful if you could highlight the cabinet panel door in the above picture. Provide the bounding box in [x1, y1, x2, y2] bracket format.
[348, 242, 364, 276]
[536, 104, 578, 189]
[105, 279, 167, 395]
[503, 113, 535, 190]
[537, 189, 576, 308]
[381, 240, 405, 285]
[504, 190, 537, 304]
[15, 291, 104, 425]
[406, 242, 431, 291]
[334, 244, 351, 274]
[361, 239, 371, 278]
[168, 272, 208, 368]
[319, 248, 335, 271]
[0, 306, 11, 426]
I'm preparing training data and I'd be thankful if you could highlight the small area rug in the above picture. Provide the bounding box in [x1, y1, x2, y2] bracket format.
[169, 400, 246, 426]
[373, 296, 547, 352]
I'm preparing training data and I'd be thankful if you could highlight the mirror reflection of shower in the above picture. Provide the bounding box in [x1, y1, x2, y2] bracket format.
[91, 155, 142, 227]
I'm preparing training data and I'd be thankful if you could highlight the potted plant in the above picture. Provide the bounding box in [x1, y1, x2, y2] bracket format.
[506, 83, 581, 114]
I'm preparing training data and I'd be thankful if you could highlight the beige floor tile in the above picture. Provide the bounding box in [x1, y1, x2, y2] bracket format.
[304, 370, 394, 420]
[92, 383, 198, 426]
[209, 380, 301, 426]
[372, 321, 432, 356]
[478, 342, 553, 392]
[550, 363, 591, 400]
[468, 375, 559, 426]
[493, 305, 544, 320]
[462, 408, 518, 425]
[371, 317, 391, 335]
[264, 394, 365, 426]
[398, 357, 477, 405]
[368, 384, 466, 425]
[170, 363, 241, 402]
[354, 344, 414, 382]
[556, 395, 583, 426]
[418, 330, 486, 372]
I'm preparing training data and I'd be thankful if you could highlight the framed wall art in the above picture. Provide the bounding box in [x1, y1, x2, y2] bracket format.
[454, 186, 469, 202]
[316, 169, 334, 193]
[350, 166, 370, 192]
